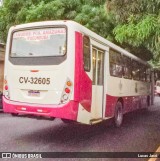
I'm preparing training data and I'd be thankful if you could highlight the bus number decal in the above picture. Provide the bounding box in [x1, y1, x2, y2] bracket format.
[19, 77, 50, 85]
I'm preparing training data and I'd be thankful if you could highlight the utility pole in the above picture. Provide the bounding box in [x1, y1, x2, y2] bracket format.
[151, 69, 155, 105]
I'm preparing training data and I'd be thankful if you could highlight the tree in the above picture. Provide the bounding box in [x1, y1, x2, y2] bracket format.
[0, 0, 158, 62]
[106, 0, 160, 61]
[0, 0, 113, 43]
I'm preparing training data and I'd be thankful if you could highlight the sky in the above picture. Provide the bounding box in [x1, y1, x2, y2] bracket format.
[0, 0, 2, 6]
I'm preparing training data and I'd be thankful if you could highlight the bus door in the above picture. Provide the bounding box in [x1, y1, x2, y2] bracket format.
[92, 47, 105, 119]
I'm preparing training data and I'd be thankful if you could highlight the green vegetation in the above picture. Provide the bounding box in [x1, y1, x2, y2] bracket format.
[0, 0, 160, 64]
[0, 0, 111, 41]
[106, 0, 160, 64]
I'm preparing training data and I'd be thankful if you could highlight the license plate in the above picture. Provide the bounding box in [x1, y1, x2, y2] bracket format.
[28, 90, 40, 97]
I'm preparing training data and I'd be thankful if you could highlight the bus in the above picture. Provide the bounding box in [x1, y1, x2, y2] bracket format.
[3, 20, 152, 127]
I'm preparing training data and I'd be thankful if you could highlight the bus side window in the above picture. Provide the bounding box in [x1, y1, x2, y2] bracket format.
[92, 48, 97, 85]
[122, 55, 132, 79]
[97, 50, 104, 85]
[132, 60, 140, 81]
[109, 49, 122, 78]
[146, 68, 151, 82]
[83, 35, 91, 72]
[139, 65, 146, 82]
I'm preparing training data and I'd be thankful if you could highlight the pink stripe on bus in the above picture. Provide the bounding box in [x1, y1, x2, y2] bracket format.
[3, 96, 78, 120]
[105, 95, 149, 117]
[74, 32, 92, 112]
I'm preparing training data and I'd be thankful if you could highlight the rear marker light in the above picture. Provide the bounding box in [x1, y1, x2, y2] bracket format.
[31, 70, 39, 72]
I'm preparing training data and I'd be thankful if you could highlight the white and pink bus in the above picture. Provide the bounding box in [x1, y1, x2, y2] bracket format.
[3, 20, 152, 127]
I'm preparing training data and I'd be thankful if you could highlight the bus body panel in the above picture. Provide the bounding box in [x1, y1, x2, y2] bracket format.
[105, 75, 150, 117]
[6, 62, 70, 105]
[105, 95, 148, 118]
[3, 96, 78, 120]
[74, 32, 92, 112]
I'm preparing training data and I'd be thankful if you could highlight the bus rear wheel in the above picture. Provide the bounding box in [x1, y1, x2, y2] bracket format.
[114, 101, 123, 127]
[11, 113, 18, 116]
[61, 118, 74, 124]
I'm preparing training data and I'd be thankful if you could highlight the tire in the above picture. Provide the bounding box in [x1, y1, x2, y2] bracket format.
[48, 117, 55, 121]
[11, 113, 18, 116]
[61, 118, 74, 124]
[114, 101, 123, 127]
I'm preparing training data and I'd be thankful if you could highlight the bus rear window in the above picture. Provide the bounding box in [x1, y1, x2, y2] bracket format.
[10, 27, 66, 57]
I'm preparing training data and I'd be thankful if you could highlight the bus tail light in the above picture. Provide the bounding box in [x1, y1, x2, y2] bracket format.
[4, 77, 10, 99]
[65, 88, 70, 94]
[5, 85, 8, 90]
[66, 81, 72, 86]
[61, 78, 72, 103]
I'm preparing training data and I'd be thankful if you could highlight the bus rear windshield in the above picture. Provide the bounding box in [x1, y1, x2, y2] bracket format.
[10, 27, 66, 57]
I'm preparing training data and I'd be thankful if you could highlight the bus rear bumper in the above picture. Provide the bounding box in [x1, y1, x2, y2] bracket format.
[3, 96, 79, 121]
